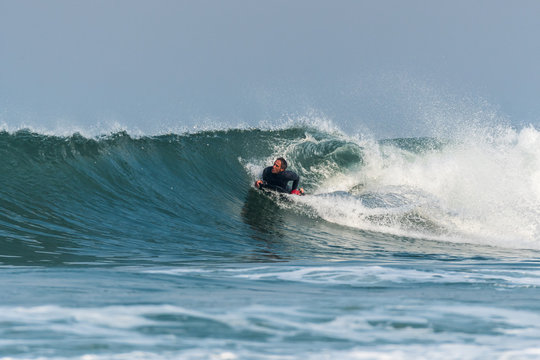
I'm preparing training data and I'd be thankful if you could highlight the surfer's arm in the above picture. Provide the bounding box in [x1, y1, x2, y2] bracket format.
[290, 173, 300, 191]
[291, 178, 299, 191]
[255, 167, 272, 188]
[286, 172, 304, 194]
[284, 171, 300, 192]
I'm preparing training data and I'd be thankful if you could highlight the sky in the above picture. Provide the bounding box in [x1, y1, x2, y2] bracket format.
[1, 0, 540, 137]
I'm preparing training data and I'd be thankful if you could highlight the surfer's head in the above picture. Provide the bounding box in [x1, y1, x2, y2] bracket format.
[272, 157, 287, 173]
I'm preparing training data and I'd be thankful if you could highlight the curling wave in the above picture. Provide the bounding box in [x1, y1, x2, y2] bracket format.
[0, 124, 539, 266]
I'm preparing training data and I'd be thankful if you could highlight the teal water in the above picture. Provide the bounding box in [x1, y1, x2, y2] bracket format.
[1, 126, 540, 359]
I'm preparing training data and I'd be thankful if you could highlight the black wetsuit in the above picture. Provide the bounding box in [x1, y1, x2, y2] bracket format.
[259, 166, 300, 193]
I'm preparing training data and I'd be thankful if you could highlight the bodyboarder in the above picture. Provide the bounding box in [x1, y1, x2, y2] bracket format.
[255, 157, 304, 195]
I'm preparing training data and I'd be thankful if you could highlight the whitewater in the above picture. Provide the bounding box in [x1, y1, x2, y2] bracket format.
[1, 121, 540, 359]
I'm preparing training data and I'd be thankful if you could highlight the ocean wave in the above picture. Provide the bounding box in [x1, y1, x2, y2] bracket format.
[0, 123, 539, 266]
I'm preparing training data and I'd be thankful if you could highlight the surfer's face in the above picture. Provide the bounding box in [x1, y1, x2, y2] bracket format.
[272, 160, 284, 173]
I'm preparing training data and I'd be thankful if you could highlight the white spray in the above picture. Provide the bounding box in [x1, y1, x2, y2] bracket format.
[300, 125, 540, 249]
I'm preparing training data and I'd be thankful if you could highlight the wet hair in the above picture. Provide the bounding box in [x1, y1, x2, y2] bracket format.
[276, 157, 287, 170]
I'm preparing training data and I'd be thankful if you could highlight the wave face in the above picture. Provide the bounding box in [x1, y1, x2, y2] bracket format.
[1, 125, 540, 266]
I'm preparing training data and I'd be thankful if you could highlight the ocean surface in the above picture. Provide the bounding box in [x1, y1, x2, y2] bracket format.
[1, 124, 540, 359]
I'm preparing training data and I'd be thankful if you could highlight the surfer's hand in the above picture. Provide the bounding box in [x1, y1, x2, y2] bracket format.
[299, 188, 304, 194]
[255, 180, 263, 188]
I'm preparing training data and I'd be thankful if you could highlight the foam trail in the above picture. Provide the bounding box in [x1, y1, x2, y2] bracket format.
[294, 125, 540, 249]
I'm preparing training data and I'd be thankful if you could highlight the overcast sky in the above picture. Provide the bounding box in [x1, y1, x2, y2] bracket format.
[1, 0, 539, 136]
